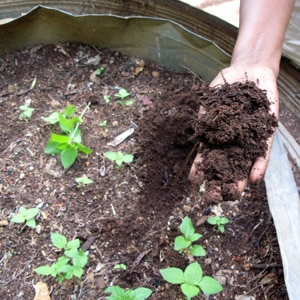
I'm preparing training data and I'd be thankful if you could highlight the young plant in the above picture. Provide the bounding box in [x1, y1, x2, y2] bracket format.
[11, 206, 39, 228]
[75, 176, 94, 188]
[95, 66, 105, 76]
[104, 151, 134, 169]
[174, 216, 206, 257]
[35, 232, 88, 283]
[43, 104, 92, 169]
[104, 95, 111, 104]
[104, 285, 152, 300]
[19, 105, 35, 120]
[160, 262, 223, 299]
[207, 216, 229, 233]
[98, 120, 107, 127]
[114, 88, 133, 106]
[113, 263, 127, 271]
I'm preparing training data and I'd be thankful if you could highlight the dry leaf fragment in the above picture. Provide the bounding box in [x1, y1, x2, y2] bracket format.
[33, 282, 51, 300]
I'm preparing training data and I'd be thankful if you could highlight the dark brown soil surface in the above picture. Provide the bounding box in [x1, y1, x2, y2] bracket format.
[191, 81, 277, 202]
[0, 43, 298, 300]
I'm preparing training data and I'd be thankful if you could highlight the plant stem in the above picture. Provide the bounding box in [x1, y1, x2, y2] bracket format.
[68, 102, 90, 144]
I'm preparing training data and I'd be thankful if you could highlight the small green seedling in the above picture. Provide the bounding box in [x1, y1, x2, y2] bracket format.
[174, 216, 206, 257]
[114, 88, 133, 106]
[104, 151, 134, 169]
[35, 232, 88, 283]
[11, 206, 39, 228]
[160, 262, 223, 299]
[104, 95, 111, 104]
[75, 176, 94, 188]
[104, 286, 152, 300]
[113, 263, 127, 271]
[96, 66, 105, 76]
[207, 216, 229, 233]
[98, 120, 107, 127]
[19, 105, 35, 120]
[43, 104, 92, 169]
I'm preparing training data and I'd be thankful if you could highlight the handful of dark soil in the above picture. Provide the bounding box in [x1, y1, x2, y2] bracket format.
[192, 80, 278, 202]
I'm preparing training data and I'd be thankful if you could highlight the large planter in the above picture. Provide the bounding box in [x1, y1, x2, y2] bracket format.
[0, 1, 299, 299]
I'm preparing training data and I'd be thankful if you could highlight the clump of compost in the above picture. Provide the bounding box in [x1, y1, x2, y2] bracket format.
[192, 80, 278, 202]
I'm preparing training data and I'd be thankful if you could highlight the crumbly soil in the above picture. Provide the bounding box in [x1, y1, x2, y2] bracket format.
[191, 81, 277, 202]
[0, 43, 298, 300]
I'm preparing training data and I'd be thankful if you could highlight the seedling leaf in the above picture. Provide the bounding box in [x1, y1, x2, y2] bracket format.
[51, 232, 67, 249]
[63, 105, 77, 118]
[76, 143, 92, 154]
[131, 287, 152, 299]
[61, 146, 78, 169]
[35, 265, 53, 276]
[174, 235, 191, 251]
[181, 283, 200, 299]
[24, 207, 39, 220]
[198, 276, 223, 295]
[184, 262, 203, 286]
[42, 112, 60, 124]
[26, 218, 37, 228]
[189, 245, 206, 257]
[180, 216, 195, 239]
[160, 267, 185, 284]
[11, 214, 25, 223]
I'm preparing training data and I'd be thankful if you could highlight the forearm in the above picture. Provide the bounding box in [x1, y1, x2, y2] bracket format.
[231, 0, 295, 77]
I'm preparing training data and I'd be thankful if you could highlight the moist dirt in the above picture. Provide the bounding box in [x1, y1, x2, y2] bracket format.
[0, 43, 297, 300]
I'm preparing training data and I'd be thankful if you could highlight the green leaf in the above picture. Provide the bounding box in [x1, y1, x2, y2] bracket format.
[131, 287, 152, 299]
[75, 176, 94, 186]
[207, 216, 218, 225]
[125, 100, 133, 106]
[199, 276, 223, 295]
[26, 218, 36, 228]
[76, 143, 92, 154]
[63, 105, 77, 118]
[189, 245, 206, 257]
[115, 88, 130, 99]
[160, 267, 185, 284]
[122, 153, 134, 163]
[19, 105, 34, 119]
[174, 235, 190, 251]
[11, 213, 25, 223]
[184, 262, 203, 285]
[113, 263, 127, 271]
[44, 140, 62, 154]
[66, 239, 80, 251]
[71, 127, 82, 144]
[35, 265, 53, 276]
[61, 146, 78, 169]
[104, 151, 117, 161]
[72, 266, 84, 278]
[181, 283, 200, 299]
[104, 286, 126, 299]
[19, 206, 27, 215]
[59, 116, 80, 134]
[180, 216, 195, 239]
[60, 264, 74, 279]
[218, 225, 225, 233]
[189, 233, 202, 242]
[24, 207, 39, 220]
[220, 217, 229, 225]
[72, 249, 88, 268]
[49, 133, 71, 144]
[42, 112, 60, 124]
[51, 232, 67, 249]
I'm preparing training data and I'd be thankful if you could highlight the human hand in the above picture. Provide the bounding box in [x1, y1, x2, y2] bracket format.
[189, 65, 279, 196]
